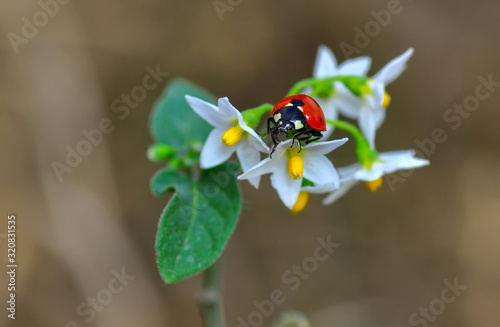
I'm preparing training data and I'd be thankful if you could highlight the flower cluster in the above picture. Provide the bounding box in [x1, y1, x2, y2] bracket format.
[185, 45, 429, 213]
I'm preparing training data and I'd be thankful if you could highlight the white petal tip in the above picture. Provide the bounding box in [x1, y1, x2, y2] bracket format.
[418, 158, 431, 166]
[200, 162, 215, 169]
[249, 181, 260, 189]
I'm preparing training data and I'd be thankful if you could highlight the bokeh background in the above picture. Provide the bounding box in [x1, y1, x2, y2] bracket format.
[1, 0, 500, 326]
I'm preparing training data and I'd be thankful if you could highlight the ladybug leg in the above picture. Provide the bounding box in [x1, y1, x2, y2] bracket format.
[291, 139, 303, 153]
[267, 117, 274, 135]
[292, 129, 324, 152]
[268, 117, 281, 159]
[270, 132, 282, 158]
[269, 133, 280, 158]
[269, 127, 281, 149]
[304, 130, 324, 144]
[303, 137, 320, 145]
[291, 129, 313, 153]
[290, 130, 305, 148]
[270, 145, 276, 159]
[268, 118, 283, 147]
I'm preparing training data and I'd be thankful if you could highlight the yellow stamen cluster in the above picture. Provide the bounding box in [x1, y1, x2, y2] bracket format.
[382, 92, 391, 108]
[221, 126, 243, 147]
[365, 177, 383, 192]
[288, 155, 304, 180]
[291, 191, 309, 214]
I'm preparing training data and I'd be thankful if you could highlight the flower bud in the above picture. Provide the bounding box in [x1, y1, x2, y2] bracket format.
[147, 144, 176, 162]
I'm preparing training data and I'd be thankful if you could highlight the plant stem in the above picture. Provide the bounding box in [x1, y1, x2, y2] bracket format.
[326, 119, 378, 167]
[286, 75, 368, 97]
[198, 260, 225, 327]
[286, 77, 316, 96]
[243, 103, 273, 129]
[325, 119, 365, 144]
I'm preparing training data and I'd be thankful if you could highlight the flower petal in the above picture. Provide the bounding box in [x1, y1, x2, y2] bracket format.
[270, 165, 303, 209]
[237, 115, 270, 153]
[373, 106, 386, 130]
[247, 133, 270, 153]
[200, 128, 236, 168]
[322, 178, 359, 205]
[337, 162, 361, 181]
[237, 156, 282, 181]
[313, 45, 338, 78]
[185, 95, 230, 128]
[337, 56, 372, 76]
[302, 181, 337, 194]
[303, 155, 340, 189]
[378, 151, 430, 174]
[378, 149, 416, 159]
[334, 81, 363, 119]
[217, 97, 240, 120]
[373, 81, 386, 106]
[359, 107, 378, 149]
[236, 144, 263, 188]
[304, 138, 349, 156]
[353, 165, 385, 181]
[272, 139, 294, 158]
[314, 96, 338, 139]
[373, 48, 414, 85]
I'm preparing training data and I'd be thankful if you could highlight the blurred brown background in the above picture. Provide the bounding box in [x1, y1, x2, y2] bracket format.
[1, 0, 500, 326]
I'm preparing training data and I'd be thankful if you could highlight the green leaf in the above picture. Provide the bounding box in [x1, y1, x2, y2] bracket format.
[153, 163, 241, 283]
[150, 78, 216, 149]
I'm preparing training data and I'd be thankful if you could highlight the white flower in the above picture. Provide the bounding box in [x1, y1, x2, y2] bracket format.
[322, 149, 429, 204]
[313, 45, 372, 78]
[185, 95, 269, 188]
[238, 138, 348, 209]
[312, 45, 372, 138]
[340, 48, 414, 149]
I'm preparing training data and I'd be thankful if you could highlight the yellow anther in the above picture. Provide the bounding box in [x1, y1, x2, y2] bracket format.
[365, 177, 383, 192]
[221, 126, 243, 147]
[288, 155, 304, 180]
[382, 92, 391, 108]
[291, 191, 309, 214]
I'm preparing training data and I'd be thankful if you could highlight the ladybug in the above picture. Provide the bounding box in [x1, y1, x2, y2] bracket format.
[267, 94, 326, 156]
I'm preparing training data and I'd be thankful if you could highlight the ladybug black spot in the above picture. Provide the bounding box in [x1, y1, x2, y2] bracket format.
[289, 99, 305, 107]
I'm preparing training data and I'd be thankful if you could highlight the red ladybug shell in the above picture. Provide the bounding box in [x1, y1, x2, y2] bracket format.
[271, 94, 326, 131]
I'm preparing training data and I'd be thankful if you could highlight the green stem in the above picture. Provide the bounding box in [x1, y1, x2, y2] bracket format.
[286, 75, 367, 97]
[251, 103, 273, 115]
[326, 119, 378, 167]
[325, 119, 365, 144]
[286, 78, 317, 96]
[198, 260, 225, 327]
[242, 103, 273, 129]
[286, 76, 344, 97]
